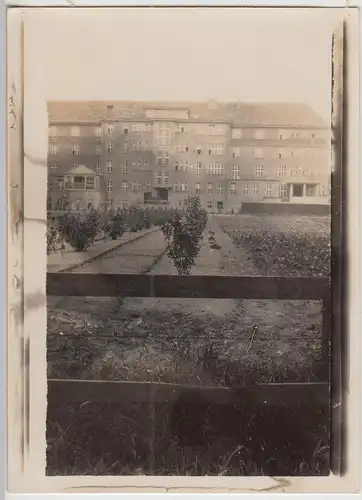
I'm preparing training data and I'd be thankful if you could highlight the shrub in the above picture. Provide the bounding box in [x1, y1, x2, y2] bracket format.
[106, 213, 125, 240]
[227, 228, 330, 277]
[161, 195, 208, 275]
[57, 213, 99, 252]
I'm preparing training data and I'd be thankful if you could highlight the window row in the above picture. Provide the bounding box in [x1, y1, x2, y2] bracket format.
[231, 129, 318, 141]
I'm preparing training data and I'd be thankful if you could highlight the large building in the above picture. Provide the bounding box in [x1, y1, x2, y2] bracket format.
[47, 101, 331, 212]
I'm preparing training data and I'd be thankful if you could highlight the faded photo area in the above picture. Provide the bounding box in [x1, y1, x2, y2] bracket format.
[43, 8, 337, 477]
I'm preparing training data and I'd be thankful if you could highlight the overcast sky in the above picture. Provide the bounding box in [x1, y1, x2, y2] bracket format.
[24, 8, 343, 122]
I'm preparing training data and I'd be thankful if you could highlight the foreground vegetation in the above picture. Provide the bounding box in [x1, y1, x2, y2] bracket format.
[47, 211, 330, 476]
[216, 214, 331, 277]
[47, 204, 184, 254]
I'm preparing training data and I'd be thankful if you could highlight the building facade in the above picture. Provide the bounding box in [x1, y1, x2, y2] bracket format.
[47, 101, 331, 212]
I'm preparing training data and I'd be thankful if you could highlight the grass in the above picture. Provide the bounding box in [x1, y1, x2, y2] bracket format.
[47, 400, 329, 476]
[47, 213, 331, 476]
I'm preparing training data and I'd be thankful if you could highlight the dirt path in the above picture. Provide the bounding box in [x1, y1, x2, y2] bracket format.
[121, 216, 253, 319]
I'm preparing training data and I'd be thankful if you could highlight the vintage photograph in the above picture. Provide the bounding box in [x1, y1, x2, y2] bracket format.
[40, 8, 338, 478]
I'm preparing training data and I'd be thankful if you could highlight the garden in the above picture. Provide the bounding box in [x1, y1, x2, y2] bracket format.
[47, 209, 331, 477]
[47, 204, 193, 255]
[215, 214, 331, 277]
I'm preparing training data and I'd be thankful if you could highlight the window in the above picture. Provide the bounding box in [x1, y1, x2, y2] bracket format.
[177, 124, 186, 133]
[49, 164, 57, 172]
[217, 183, 224, 195]
[255, 166, 264, 177]
[254, 147, 263, 159]
[107, 142, 113, 153]
[243, 183, 249, 195]
[58, 179, 64, 191]
[207, 162, 223, 175]
[96, 127, 103, 137]
[107, 199, 113, 208]
[175, 161, 179, 171]
[144, 161, 148, 169]
[48, 181, 52, 191]
[207, 201, 212, 209]
[122, 200, 128, 208]
[107, 161, 113, 172]
[157, 151, 163, 166]
[208, 143, 224, 156]
[255, 129, 265, 139]
[265, 183, 272, 196]
[164, 172, 169, 185]
[107, 124, 114, 135]
[122, 181, 128, 192]
[71, 126, 80, 137]
[196, 161, 202, 175]
[164, 151, 170, 166]
[306, 184, 316, 196]
[232, 128, 242, 139]
[72, 162, 79, 169]
[298, 166, 305, 176]
[146, 182, 151, 191]
[123, 164, 128, 173]
[95, 162, 101, 173]
[230, 183, 236, 195]
[196, 146, 202, 155]
[278, 149, 287, 159]
[50, 144, 59, 155]
[124, 125, 129, 135]
[107, 181, 112, 192]
[175, 183, 188, 192]
[232, 147, 240, 158]
[124, 141, 129, 153]
[137, 181, 141, 191]
[86, 176, 95, 190]
[278, 165, 287, 177]
[196, 182, 201, 195]
[232, 165, 240, 179]
[75, 200, 80, 210]
[207, 182, 213, 195]
[132, 181, 137, 191]
[157, 123, 171, 146]
[176, 144, 188, 153]
[133, 161, 137, 170]
[253, 184, 259, 195]
[280, 184, 287, 197]
[137, 160, 142, 170]
[319, 185, 326, 196]
[96, 144, 101, 155]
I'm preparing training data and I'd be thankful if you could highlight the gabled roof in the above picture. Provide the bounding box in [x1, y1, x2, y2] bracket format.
[64, 164, 99, 176]
[47, 100, 328, 128]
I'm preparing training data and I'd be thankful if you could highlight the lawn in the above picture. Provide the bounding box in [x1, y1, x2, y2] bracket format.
[47, 213, 331, 476]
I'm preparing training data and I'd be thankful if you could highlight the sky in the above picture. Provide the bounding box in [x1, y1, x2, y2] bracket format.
[23, 8, 343, 123]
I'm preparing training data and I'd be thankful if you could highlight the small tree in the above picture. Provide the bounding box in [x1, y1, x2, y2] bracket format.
[161, 195, 208, 275]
